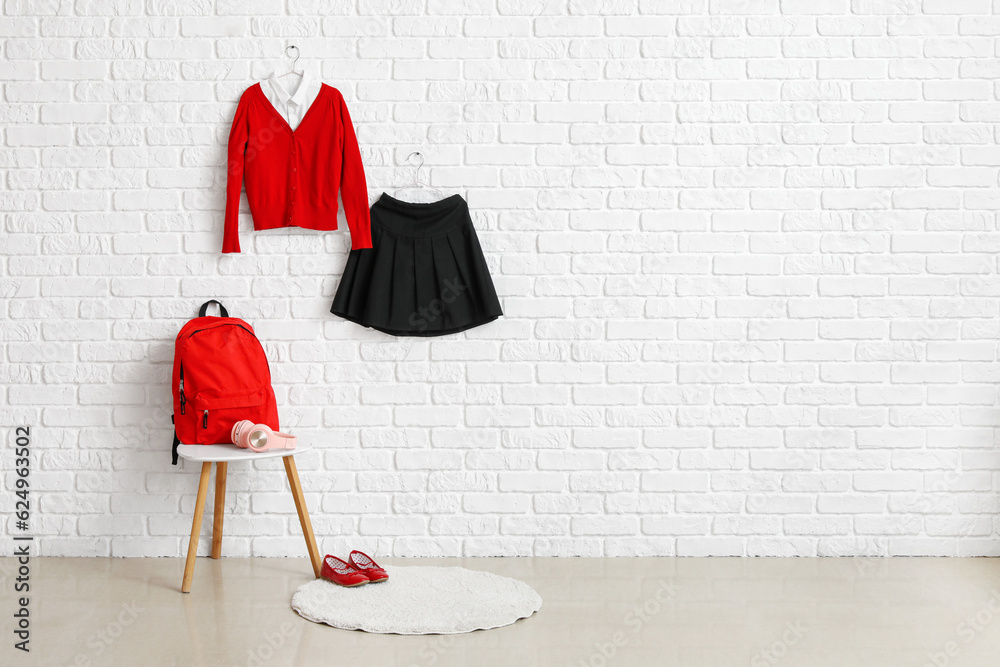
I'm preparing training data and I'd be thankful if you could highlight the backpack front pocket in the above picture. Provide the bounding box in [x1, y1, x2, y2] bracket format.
[193, 389, 269, 444]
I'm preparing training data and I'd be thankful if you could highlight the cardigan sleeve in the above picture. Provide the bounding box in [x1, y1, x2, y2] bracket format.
[336, 92, 372, 250]
[222, 90, 251, 254]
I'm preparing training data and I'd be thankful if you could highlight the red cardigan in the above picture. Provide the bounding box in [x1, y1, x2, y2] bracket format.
[223, 83, 372, 253]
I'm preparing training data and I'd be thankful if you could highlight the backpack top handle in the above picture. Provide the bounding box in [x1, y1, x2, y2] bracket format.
[198, 300, 229, 318]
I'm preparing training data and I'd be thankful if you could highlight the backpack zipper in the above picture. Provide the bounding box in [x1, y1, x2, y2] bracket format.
[179, 365, 186, 415]
[188, 323, 255, 338]
[203, 410, 208, 429]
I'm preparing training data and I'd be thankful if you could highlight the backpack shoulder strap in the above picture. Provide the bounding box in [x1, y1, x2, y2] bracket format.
[171, 415, 180, 465]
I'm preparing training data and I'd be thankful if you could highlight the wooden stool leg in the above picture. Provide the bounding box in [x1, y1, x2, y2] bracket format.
[181, 461, 212, 593]
[211, 462, 227, 559]
[283, 456, 321, 578]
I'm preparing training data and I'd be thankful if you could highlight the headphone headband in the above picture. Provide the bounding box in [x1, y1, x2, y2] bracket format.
[231, 420, 297, 452]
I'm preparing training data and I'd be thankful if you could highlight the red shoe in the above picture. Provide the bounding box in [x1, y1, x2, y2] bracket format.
[320, 555, 369, 587]
[348, 550, 388, 583]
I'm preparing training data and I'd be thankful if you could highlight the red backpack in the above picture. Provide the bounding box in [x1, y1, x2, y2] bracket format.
[170, 300, 279, 464]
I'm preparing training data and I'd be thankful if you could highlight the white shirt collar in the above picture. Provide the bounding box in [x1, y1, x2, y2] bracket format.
[267, 70, 312, 107]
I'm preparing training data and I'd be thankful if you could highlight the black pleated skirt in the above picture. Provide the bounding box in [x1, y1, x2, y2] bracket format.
[331, 193, 503, 337]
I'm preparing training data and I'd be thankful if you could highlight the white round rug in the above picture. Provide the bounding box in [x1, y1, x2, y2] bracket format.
[291, 565, 542, 634]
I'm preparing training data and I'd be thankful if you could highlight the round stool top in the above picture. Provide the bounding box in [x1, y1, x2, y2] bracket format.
[175, 443, 311, 463]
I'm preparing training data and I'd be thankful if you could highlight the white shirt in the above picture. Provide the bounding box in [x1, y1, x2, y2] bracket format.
[260, 70, 321, 131]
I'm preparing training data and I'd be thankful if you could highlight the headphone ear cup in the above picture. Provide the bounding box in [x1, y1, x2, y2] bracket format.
[246, 424, 273, 451]
[232, 420, 253, 448]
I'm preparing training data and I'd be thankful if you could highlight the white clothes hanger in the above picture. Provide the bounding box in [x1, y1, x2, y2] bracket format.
[393, 151, 448, 203]
[277, 45, 304, 81]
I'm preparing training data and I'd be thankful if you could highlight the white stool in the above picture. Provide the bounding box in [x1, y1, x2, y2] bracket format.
[175, 443, 321, 593]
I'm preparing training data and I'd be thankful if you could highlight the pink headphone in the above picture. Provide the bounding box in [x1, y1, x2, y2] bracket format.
[231, 420, 297, 452]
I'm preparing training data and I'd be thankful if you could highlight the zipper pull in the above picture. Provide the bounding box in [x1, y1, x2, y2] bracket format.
[179, 379, 186, 415]
[202, 410, 208, 428]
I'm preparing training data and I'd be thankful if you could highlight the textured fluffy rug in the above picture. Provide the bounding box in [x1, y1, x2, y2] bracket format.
[291, 565, 542, 634]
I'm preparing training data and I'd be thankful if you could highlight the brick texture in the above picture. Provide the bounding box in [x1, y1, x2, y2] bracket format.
[2, 2, 999, 558]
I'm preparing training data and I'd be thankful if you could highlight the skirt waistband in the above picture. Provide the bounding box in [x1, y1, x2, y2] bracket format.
[371, 192, 469, 238]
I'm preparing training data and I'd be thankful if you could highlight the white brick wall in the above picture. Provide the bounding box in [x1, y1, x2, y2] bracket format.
[2, 1, 999, 558]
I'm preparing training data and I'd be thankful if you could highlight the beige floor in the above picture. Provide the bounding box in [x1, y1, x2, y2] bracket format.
[3, 556, 1000, 666]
